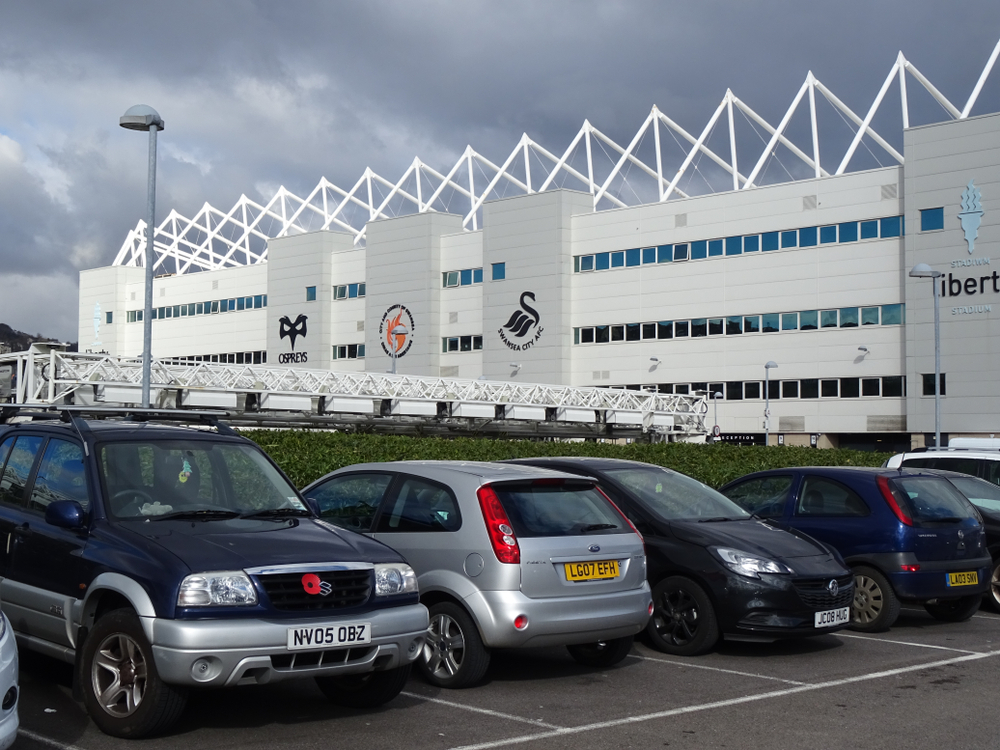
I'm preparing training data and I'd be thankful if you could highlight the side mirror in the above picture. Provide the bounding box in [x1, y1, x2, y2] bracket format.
[46, 500, 87, 530]
[303, 496, 321, 517]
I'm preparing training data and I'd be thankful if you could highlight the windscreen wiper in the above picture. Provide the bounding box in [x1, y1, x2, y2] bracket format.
[240, 507, 314, 520]
[581, 523, 618, 532]
[697, 516, 741, 523]
[150, 509, 241, 522]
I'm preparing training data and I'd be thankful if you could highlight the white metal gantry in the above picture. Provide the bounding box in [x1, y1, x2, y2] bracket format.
[0, 346, 708, 437]
[112, 39, 1000, 276]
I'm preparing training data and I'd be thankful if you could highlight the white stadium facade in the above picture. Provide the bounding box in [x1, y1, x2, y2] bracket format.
[78, 41, 1000, 449]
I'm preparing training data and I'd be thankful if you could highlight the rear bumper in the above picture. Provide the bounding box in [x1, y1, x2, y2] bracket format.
[887, 557, 991, 601]
[146, 603, 428, 687]
[466, 583, 651, 648]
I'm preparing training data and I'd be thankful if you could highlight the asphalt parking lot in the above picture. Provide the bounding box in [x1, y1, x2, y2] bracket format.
[14, 605, 1000, 750]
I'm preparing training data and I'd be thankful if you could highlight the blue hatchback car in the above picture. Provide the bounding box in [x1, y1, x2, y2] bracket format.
[719, 467, 990, 632]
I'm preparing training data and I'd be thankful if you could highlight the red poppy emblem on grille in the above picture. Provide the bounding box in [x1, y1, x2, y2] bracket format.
[302, 573, 332, 596]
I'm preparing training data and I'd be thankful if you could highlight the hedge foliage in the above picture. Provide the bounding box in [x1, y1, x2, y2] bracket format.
[244, 430, 893, 490]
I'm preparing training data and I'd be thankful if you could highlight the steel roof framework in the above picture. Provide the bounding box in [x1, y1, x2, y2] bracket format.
[113, 40, 1000, 276]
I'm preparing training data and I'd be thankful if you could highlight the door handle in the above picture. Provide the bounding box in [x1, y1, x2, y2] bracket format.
[12, 524, 32, 540]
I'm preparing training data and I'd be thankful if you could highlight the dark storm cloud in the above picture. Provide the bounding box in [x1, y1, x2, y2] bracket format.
[1, 1, 999, 339]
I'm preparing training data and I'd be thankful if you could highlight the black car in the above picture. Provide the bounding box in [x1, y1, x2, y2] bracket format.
[507, 458, 853, 656]
[0, 407, 428, 738]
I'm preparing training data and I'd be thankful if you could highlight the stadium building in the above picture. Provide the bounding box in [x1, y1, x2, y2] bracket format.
[79, 41, 1000, 448]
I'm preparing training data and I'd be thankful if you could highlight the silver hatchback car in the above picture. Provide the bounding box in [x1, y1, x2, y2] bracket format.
[302, 461, 651, 688]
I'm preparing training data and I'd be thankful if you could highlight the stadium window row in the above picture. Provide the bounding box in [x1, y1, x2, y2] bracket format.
[334, 282, 366, 300]
[442, 335, 484, 352]
[574, 304, 903, 344]
[443, 268, 484, 287]
[613, 376, 906, 400]
[572, 216, 903, 272]
[127, 295, 267, 322]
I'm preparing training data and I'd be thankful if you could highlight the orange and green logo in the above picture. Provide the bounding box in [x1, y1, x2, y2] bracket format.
[379, 304, 415, 358]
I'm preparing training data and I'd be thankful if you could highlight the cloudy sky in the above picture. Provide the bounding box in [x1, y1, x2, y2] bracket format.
[2, 2, 999, 341]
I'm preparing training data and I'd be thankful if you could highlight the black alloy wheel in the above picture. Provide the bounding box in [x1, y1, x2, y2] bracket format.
[646, 576, 719, 656]
[989, 560, 1000, 613]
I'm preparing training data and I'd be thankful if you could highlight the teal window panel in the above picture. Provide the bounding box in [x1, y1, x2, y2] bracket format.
[762, 232, 779, 251]
[743, 235, 759, 252]
[726, 236, 742, 255]
[799, 227, 817, 247]
[691, 241, 707, 260]
[626, 248, 641, 266]
[781, 312, 798, 330]
[880, 216, 901, 238]
[781, 230, 797, 248]
[611, 251, 625, 267]
[657, 245, 672, 263]
[839, 222, 858, 242]
[860, 220, 878, 239]
[762, 313, 779, 332]
[820, 226, 837, 243]
[800, 310, 818, 330]
[708, 239, 723, 257]
[921, 208, 944, 231]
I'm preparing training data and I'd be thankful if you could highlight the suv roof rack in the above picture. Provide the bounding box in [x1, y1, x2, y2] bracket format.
[0, 404, 237, 436]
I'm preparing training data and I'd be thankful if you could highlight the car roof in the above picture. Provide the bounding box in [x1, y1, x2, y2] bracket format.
[506, 456, 668, 473]
[893, 449, 1000, 460]
[324, 460, 588, 484]
[726, 466, 950, 483]
[0, 419, 243, 442]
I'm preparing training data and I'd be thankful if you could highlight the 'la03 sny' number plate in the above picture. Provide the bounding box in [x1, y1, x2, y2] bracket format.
[287, 621, 372, 651]
[565, 560, 619, 582]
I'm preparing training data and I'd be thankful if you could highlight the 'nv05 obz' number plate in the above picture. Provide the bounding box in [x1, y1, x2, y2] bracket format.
[565, 560, 620, 582]
[287, 621, 372, 651]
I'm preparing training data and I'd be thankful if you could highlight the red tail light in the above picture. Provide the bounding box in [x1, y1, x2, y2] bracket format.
[877, 475, 913, 527]
[900, 564, 920, 572]
[477, 484, 520, 564]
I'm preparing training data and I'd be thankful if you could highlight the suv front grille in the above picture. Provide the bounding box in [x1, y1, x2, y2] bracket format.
[256, 569, 372, 611]
[270, 646, 377, 671]
[793, 575, 854, 610]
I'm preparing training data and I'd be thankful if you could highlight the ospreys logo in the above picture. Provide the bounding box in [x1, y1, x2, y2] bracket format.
[278, 314, 308, 364]
[380, 304, 414, 358]
[499, 291, 543, 352]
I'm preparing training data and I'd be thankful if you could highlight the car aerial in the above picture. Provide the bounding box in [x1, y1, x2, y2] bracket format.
[719, 466, 991, 632]
[0, 611, 17, 750]
[506, 457, 854, 656]
[301, 461, 651, 688]
[0, 407, 428, 738]
[925, 470, 1000, 612]
[884, 438, 1000, 486]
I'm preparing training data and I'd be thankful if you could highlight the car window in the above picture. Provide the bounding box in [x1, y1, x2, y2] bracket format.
[899, 457, 934, 469]
[309, 473, 392, 532]
[721, 475, 793, 519]
[0, 436, 14, 469]
[99, 440, 301, 518]
[985, 461, 1000, 487]
[888, 476, 977, 525]
[376, 476, 461, 533]
[604, 466, 748, 521]
[490, 479, 627, 537]
[795, 476, 869, 517]
[0, 435, 44, 507]
[29, 438, 90, 513]
[928, 457, 981, 478]
[945, 475, 1000, 513]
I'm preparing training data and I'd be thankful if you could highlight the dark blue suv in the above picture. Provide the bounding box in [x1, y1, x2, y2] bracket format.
[0, 408, 428, 738]
[719, 467, 990, 632]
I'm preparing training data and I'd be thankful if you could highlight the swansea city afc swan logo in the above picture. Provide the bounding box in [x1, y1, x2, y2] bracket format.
[498, 291, 543, 352]
[380, 304, 414, 358]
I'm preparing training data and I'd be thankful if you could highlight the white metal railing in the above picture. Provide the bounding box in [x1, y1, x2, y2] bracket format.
[0, 345, 708, 436]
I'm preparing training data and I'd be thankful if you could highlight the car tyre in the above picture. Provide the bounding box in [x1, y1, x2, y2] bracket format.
[646, 576, 719, 656]
[80, 608, 187, 738]
[315, 664, 411, 708]
[989, 560, 1000, 613]
[924, 595, 983, 623]
[566, 636, 634, 668]
[419, 602, 490, 689]
[850, 566, 900, 632]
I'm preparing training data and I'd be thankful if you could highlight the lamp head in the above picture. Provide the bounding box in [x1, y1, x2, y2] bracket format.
[765, 361, 778, 369]
[858, 345, 869, 353]
[120, 105, 164, 132]
[909, 263, 942, 279]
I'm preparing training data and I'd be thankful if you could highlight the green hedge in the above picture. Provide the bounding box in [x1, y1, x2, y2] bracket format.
[244, 430, 892, 490]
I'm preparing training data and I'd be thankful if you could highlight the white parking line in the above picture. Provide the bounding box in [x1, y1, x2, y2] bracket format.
[400, 692, 563, 729]
[18, 729, 86, 750]
[836, 633, 980, 654]
[446, 649, 1000, 750]
[633, 654, 807, 686]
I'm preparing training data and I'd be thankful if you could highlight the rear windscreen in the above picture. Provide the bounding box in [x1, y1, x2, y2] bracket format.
[945, 475, 1000, 513]
[889, 476, 978, 524]
[491, 480, 628, 537]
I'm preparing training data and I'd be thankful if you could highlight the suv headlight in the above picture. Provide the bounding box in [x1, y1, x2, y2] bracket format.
[178, 571, 258, 606]
[714, 548, 792, 578]
[374, 563, 418, 596]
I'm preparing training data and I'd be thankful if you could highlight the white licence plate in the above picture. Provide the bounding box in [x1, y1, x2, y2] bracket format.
[286, 622, 372, 651]
[814, 607, 850, 628]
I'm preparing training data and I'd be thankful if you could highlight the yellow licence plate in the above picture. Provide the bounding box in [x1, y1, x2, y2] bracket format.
[565, 560, 619, 582]
[947, 571, 979, 587]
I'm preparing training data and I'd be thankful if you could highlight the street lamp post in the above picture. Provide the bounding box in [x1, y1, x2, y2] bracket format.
[120, 105, 164, 409]
[712, 391, 723, 441]
[909, 263, 944, 448]
[389, 323, 408, 375]
[764, 361, 778, 446]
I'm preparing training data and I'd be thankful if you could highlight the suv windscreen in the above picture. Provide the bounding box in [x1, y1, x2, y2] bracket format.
[606, 466, 750, 521]
[491, 479, 628, 537]
[889, 476, 978, 525]
[99, 439, 303, 519]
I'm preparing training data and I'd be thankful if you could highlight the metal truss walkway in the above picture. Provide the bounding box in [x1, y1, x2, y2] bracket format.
[0, 345, 707, 440]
